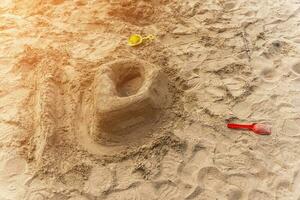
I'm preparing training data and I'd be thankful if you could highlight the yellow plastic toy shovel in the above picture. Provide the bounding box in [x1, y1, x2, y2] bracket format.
[127, 34, 155, 47]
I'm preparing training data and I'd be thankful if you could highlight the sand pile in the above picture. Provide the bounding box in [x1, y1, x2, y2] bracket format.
[0, 0, 300, 199]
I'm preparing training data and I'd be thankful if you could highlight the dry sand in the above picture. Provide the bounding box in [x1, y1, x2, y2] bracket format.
[0, 0, 300, 199]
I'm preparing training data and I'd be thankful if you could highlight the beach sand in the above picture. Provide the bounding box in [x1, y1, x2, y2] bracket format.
[0, 0, 300, 199]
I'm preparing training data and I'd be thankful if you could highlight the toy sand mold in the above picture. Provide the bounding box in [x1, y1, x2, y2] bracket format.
[77, 59, 171, 156]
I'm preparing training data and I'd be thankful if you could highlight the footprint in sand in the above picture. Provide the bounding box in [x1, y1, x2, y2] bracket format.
[290, 78, 300, 92]
[184, 186, 203, 200]
[221, 0, 240, 11]
[232, 101, 252, 119]
[226, 173, 250, 192]
[223, 2, 236, 10]
[224, 187, 243, 200]
[260, 66, 281, 83]
[248, 189, 273, 200]
[24, 189, 52, 200]
[60, 169, 87, 190]
[244, 10, 257, 17]
[222, 77, 246, 98]
[84, 166, 113, 196]
[196, 167, 226, 190]
[0, 123, 23, 145]
[70, 34, 120, 61]
[155, 181, 180, 200]
[160, 150, 183, 181]
[277, 144, 300, 164]
[196, 166, 244, 199]
[2, 156, 27, 177]
[276, 102, 295, 113]
[180, 146, 211, 184]
[106, 187, 143, 200]
[290, 62, 300, 76]
[282, 118, 300, 137]
[291, 97, 300, 108]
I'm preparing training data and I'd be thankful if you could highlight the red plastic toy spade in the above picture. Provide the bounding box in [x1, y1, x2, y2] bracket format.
[227, 123, 271, 135]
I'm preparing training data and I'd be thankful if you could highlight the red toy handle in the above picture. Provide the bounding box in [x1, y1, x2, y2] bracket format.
[227, 123, 254, 130]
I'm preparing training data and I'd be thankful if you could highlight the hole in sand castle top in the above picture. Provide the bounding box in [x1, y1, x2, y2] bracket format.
[116, 67, 144, 97]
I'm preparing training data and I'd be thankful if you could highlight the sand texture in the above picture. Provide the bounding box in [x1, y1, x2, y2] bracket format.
[0, 0, 300, 199]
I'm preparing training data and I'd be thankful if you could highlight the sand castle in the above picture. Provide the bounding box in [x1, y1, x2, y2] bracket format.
[90, 58, 170, 144]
